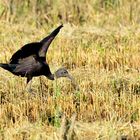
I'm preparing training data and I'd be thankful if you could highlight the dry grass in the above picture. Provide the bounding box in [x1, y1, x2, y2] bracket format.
[0, 0, 140, 140]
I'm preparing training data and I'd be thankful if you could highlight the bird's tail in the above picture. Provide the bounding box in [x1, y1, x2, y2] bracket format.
[0, 63, 12, 71]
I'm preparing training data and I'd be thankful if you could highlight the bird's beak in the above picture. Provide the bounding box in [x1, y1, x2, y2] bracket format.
[66, 73, 74, 81]
[66, 73, 80, 91]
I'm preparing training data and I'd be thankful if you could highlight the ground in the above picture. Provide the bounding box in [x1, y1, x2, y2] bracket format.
[0, 0, 140, 139]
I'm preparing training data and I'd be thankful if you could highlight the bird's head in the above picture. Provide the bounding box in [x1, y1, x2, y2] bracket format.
[54, 67, 73, 80]
[54, 67, 79, 90]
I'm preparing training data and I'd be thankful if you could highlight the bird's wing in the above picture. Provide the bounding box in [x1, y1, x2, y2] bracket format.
[38, 24, 63, 57]
[13, 55, 41, 75]
[10, 42, 41, 64]
[10, 25, 63, 64]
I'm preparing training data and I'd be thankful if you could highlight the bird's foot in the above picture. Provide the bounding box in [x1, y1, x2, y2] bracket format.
[27, 88, 33, 93]
[24, 87, 34, 94]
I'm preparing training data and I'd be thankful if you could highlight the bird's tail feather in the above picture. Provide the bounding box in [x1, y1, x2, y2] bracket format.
[0, 63, 16, 72]
[0, 63, 11, 71]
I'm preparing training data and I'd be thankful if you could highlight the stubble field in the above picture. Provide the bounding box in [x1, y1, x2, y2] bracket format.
[0, 0, 140, 139]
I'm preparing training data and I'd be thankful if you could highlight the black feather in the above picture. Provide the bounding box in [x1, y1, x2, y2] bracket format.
[0, 25, 63, 84]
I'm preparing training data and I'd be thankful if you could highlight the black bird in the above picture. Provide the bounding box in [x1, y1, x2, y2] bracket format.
[0, 25, 75, 90]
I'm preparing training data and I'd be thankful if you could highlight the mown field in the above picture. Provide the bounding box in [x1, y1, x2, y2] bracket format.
[0, 0, 140, 139]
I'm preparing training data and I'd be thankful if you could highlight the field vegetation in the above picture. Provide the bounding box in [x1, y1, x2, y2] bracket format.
[0, 0, 140, 139]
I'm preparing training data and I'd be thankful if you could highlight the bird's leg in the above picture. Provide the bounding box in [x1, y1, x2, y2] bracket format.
[26, 77, 33, 93]
[39, 77, 43, 95]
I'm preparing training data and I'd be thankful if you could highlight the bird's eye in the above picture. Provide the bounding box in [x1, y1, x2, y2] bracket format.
[63, 71, 67, 74]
